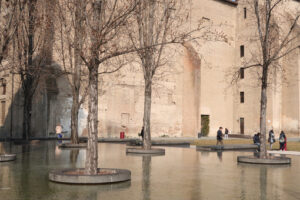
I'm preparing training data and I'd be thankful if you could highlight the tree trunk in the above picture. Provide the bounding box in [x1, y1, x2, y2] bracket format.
[70, 95, 79, 144]
[22, 94, 32, 140]
[70, 0, 83, 145]
[142, 155, 151, 200]
[260, 66, 268, 158]
[21, 0, 36, 141]
[143, 77, 152, 150]
[70, 41, 81, 145]
[85, 66, 98, 175]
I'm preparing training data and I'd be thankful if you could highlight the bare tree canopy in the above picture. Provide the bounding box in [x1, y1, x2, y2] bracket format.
[129, 0, 223, 150]
[78, 0, 141, 175]
[11, 0, 53, 140]
[0, 0, 17, 65]
[233, 0, 300, 158]
[55, 0, 88, 144]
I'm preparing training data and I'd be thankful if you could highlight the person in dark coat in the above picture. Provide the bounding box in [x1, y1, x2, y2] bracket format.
[279, 131, 287, 151]
[139, 126, 144, 140]
[268, 129, 275, 150]
[216, 127, 223, 145]
[224, 128, 229, 139]
[253, 132, 261, 151]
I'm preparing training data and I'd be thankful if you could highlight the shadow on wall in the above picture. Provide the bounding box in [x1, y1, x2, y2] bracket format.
[0, 63, 87, 140]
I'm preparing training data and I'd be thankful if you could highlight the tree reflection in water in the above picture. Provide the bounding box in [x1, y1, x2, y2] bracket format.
[142, 155, 151, 200]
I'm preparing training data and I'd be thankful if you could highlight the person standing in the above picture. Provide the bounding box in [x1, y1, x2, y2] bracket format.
[216, 127, 223, 145]
[253, 132, 261, 151]
[268, 129, 275, 150]
[55, 124, 63, 139]
[279, 131, 287, 151]
[139, 126, 144, 140]
[224, 128, 229, 139]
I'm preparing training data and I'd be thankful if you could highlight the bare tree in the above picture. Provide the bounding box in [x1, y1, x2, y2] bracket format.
[129, 0, 217, 150]
[239, 0, 300, 158]
[80, 0, 141, 175]
[12, 0, 50, 140]
[0, 0, 17, 65]
[55, 0, 87, 144]
[75, 0, 214, 175]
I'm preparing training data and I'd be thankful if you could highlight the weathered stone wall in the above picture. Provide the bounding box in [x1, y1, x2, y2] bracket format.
[1, 0, 300, 139]
[233, 0, 300, 137]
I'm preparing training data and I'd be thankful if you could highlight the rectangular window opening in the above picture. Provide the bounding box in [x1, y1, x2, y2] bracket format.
[240, 117, 244, 134]
[244, 7, 247, 19]
[240, 68, 244, 79]
[1, 101, 5, 125]
[201, 115, 210, 137]
[2, 84, 6, 95]
[240, 45, 244, 57]
[240, 91, 244, 103]
[121, 113, 130, 127]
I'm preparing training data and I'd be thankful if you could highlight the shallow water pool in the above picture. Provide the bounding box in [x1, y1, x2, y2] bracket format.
[0, 141, 299, 200]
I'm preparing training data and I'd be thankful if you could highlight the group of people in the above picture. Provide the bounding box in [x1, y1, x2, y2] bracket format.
[216, 127, 229, 145]
[216, 126, 288, 151]
[253, 130, 287, 151]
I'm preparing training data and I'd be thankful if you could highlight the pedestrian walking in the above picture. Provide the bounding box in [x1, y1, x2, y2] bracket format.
[224, 128, 229, 139]
[268, 129, 275, 150]
[279, 131, 287, 151]
[216, 127, 223, 145]
[138, 126, 144, 140]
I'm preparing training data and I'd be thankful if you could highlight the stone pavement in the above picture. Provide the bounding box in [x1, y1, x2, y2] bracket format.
[268, 150, 300, 156]
[196, 144, 259, 151]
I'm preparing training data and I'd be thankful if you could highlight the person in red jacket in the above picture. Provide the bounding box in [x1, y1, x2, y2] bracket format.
[279, 131, 287, 151]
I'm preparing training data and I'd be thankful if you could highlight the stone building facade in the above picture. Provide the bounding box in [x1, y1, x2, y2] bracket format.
[0, 0, 300, 139]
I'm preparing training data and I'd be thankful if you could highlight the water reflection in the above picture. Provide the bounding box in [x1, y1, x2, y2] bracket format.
[70, 149, 79, 167]
[0, 143, 4, 154]
[237, 162, 291, 200]
[0, 142, 14, 154]
[1, 142, 300, 200]
[260, 166, 267, 200]
[240, 168, 246, 200]
[48, 181, 131, 200]
[217, 150, 222, 162]
[142, 155, 151, 200]
[254, 151, 260, 158]
[200, 151, 209, 157]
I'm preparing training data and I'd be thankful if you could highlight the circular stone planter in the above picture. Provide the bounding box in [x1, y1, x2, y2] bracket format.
[58, 143, 87, 149]
[0, 154, 16, 162]
[126, 147, 165, 155]
[49, 168, 131, 184]
[126, 141, 141, 147]
[237, 156, 291, 165]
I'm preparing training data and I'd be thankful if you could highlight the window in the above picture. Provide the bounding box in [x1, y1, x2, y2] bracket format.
[201, 115, 210, 136]
[0, 79, 6, 95]
[240, 68, 244, 79]
[240, 118, 244, 134]
[240, 92, 244, 103]
[244, 7, 247, 19]
[121, 113, 129, 127]
[2, 84, 6, 95]
[240, 45, 244, 57]
[1, 101, 5, 125]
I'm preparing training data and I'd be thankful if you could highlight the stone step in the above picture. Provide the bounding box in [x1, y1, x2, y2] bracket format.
[197, 144, 258, 151]
[268, 150, 300, 156]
